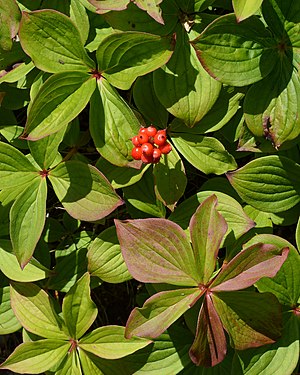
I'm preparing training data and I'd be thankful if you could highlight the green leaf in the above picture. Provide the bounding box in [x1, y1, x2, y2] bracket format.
[10, 282, 69, 339]
[227, 155, 300, 213]
[0, 285, 22, 334]
[103, 1, 178, 36]
[48, 233, 91, 292]
[19, 9, 95, 73]
[153, 143, 187, 211]
[212, 291, 282, 350]
[96, 157, 150, 189]
[10, 176, 47, 268]
[154, 27, 221, 127]
[170, 86, 245, 134]
[90, 78, 141, 167]
[28, 127, 66, 169]
[0, 60, 35, 85]
[234, 312, 299, 375]
[0, 239, 50, 282]
[190, 195, 228, 284]
[79, 325, 192, 375]
[48, 247, 88, 293]
[133, 74, 169, 127]
[115, 218, 201, 286]
[244, 64, 300, 148]
[171, 133, 237, 175]
[23, 71, 96, 140]
[210, 243, 289, 291]
[244, 234, 300, 306]
[125, 288, 202, 338]
[62, 273, 97, 339]
[49, 160, 123, 221]
[97, 31, 175, 90]
[88, 226, 132, 283]
[189, 293, 226, 367]
[55, 349, 82, 375]
[133, 0, 164, 24]
[0, 339, 70, 374]
[0, 141, 39, 189]
[78, 349, 105, 375]
[0, 0, 21, 51]
[70, 0, 90, 44]
[79, 325, 152, 359]
[261, 0, 300, 41]
[123, 168, 166, 217]
[10, 177, 47, 267]
[191, 14, 278, 86]
[297, 216, 300, 251]
[233, 0, 263, 22]
[169, 190, 255, 247]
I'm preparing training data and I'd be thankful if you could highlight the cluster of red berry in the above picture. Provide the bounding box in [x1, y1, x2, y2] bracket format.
[131, 126, 172, 164]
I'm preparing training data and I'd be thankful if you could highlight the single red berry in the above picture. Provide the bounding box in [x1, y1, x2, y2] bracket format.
[138, 127, 148, 135]
[141, 153, 153, 164]
[154, 130, 167, 146]
[159, 142, 172, 154]
[137, 133, 149, 144]
[131, 146, 142, 160]
[141, 142, 154, 156]
[131, 135, 140, 146]
[152, 147, 161, 159]
[145, 126, 157, 137]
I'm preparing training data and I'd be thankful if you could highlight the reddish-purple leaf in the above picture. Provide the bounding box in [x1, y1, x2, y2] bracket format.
[189, 195, 228, 284]
[115, 218, 201, 286]
[125, 288, 202, 339]
[210, 244, 289, 291]
[212, 291, 282, 350]
[189, 293, 227, 367]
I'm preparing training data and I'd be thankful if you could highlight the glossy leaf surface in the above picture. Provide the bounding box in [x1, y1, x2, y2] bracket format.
[227, 155, 300, 212]
[88, 226, 132, 283]
[90, 79, 140, 167]
[49, 161, 123, 221]
[97, 31, 175, 90]
[10, 282, 68, 339]
[191, 14, 277, 86]
[23, 71, 96, 140]
[10, 177, 47, 267]
[79, 325, 151, 359]
[0, 340, 69, 374]
[19, 9, 95, 73]
[62, 273, 98, 339]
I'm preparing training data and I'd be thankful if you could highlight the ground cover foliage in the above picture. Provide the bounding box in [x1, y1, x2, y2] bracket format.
[0, 0, 299, 374]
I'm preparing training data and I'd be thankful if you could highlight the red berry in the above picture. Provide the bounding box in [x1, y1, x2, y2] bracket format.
[141, 142, 154, 156]
[152, 147, 161, 159]
[146, 126, 157, 137]
[138, 127, 148, 135]
[154, 130, 167, 146]
[141, 153, 153, 164]
[159, 142, 172, 154]
[131, 135, 140, 146]
[131, 146, 142, 160]
[137, 133, 149, 144]
[152, 148, 161, 163]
